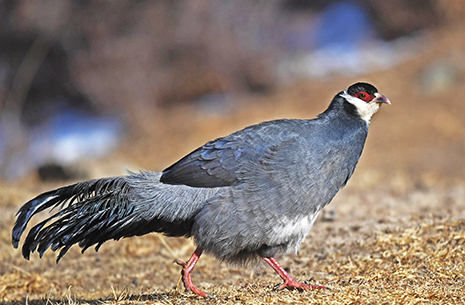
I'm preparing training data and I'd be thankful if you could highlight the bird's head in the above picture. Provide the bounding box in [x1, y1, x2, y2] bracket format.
[339, 82, 391, 123]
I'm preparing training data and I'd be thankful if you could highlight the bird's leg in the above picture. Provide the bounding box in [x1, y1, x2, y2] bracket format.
[262, 257, 327, 291]
[174, 247, 210, 298]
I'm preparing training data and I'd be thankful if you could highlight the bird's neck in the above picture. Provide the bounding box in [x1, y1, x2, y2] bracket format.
[319, 96, 370, 131]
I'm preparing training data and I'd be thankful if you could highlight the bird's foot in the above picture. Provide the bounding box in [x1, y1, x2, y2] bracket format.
[275, 279, 329, 291]
[174, 248, 211, 298]
[263, 257, 329, 292]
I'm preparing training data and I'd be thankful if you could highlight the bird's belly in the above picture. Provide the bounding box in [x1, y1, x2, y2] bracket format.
[270, 212, 320, 254]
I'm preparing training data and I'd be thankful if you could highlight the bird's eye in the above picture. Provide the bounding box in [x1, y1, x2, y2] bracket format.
[354, 91, 372, 102]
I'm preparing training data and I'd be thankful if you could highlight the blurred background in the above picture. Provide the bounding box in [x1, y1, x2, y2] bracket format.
[0, 0, 464, 187]
[2, 1, 465, 301]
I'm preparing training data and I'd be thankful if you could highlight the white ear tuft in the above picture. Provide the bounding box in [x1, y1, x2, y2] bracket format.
[340, 92, 381, 123]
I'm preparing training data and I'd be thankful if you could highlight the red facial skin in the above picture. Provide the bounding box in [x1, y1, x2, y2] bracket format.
[354, 91, 375, 102]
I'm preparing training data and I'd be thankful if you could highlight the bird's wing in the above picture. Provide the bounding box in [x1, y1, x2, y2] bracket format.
[160, 137, 249, 187]
[160, 124, 299, 188]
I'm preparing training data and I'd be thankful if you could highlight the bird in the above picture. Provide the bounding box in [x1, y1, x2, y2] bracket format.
[12, 82, 390, 298]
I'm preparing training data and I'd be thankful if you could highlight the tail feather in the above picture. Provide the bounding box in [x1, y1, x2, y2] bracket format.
[13, 192, 62, 248]
[12, 177, 124, 248]
[34, 208, 110, 260]
[12, 174, 198, 263]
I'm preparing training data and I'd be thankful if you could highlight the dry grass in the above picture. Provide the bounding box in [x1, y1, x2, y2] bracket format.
[1, 183, 464, 304]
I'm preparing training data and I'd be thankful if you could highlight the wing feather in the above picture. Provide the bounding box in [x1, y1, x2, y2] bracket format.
[160, 120, 302, 188]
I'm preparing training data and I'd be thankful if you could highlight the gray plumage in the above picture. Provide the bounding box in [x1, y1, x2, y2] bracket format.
[12, 82, 389, 296]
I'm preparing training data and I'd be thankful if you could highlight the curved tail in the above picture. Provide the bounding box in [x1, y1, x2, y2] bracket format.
[12, 173, 194, 262]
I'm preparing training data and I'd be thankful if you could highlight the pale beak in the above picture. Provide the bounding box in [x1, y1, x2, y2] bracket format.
[374, 93, 391, 105]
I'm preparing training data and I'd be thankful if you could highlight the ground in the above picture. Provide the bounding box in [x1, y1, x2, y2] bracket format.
[1, 24, 465, 304]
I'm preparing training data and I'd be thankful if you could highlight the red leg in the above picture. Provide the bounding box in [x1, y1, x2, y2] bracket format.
[174, 247, 210, 298]
[262, 257, 328, 291]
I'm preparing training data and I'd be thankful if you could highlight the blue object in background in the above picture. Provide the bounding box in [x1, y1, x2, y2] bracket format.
[30, 110, 123, 166]
[315, 1, 374, 50]
[277, 1, 414, 80]
[0, 109, 123, 181]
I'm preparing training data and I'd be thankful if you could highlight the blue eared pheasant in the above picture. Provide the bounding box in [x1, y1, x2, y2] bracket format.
[12, 82, 390, 297]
